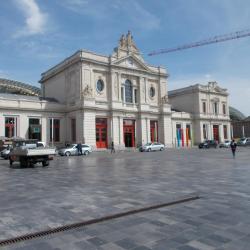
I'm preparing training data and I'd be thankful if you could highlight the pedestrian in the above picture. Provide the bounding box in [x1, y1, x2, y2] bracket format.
[230, 139, 237, 159]
[77, 142, 82, 155]
[110, 141, 115, 154]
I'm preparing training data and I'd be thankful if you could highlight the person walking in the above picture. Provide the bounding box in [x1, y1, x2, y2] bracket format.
[77, 142, 82, 155]
[110, 141, 115, 154]
[230, 139, 237, 159]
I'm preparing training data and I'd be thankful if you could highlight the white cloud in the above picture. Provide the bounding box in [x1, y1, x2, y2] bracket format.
[0, 70, 10, 79]
[14, 0, 48, 37]
[59, 0, 160, 30]
[130, 2, 160, 30]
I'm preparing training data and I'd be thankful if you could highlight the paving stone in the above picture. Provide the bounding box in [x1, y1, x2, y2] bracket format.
[1, 148, 250, 249]
[115, 238, 139, 249]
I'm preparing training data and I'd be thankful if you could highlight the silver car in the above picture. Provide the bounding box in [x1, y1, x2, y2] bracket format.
[140, 142, 165, 152]
[219, 140, 231, 148]
[58, 144, 92, 156]
[237, 137, 250, 146]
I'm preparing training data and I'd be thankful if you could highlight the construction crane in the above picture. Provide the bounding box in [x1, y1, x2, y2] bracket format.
[148, 29, 250, 56]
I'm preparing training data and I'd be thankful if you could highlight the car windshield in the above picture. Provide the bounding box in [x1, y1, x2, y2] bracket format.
[144, 143, 152, 146]
[66, 144, 76, 148]
[240, 138, 246, 141]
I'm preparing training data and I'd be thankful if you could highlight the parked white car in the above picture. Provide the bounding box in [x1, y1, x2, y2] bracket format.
[139, 142, 165, 152]
[58, 144, 92, 156]
[219, 140, 231, 148]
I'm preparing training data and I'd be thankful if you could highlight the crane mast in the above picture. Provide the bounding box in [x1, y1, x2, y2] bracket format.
[148, 29, 250, 56]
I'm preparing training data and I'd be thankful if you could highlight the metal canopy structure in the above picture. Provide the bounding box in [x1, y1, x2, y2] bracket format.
[0, 78, 41, 96]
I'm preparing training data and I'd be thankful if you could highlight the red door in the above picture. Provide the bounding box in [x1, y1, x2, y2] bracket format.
[123, 120, 135, 147]
[213, 125, 219, 142]
[96, 118, 107, 148]
[150, 121, 158, 142]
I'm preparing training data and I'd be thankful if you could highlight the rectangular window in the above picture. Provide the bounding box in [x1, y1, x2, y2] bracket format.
[203, 124, 207, 139]
[223, 125, 228, 139]
[5, 117, 17, 138]
[223, 104, 226, 115]
[134, 89, 137, 103]
[202, 102, 206, 113]
[214, 102, 218, 115]
[29, 118, 41, 140]
[50, 118, 60, 142]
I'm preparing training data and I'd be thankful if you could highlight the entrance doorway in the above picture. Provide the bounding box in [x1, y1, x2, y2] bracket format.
[71, 118, 76, 142]
[96, 118, 107, 148]
[5, 117, 17, 138]
[123, 120, 135, 147]
[150, 120, 158, 142]
[29, 118, 41, 140]
[213, 125, 219, 142]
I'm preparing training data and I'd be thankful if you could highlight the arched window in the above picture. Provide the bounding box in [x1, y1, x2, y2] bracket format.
[125, 79, 133, 103]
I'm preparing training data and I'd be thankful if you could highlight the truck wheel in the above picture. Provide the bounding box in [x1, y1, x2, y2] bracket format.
[29, 162, 34, 168]
[20, 159, 26, 168]
[42, 160, 49, 167]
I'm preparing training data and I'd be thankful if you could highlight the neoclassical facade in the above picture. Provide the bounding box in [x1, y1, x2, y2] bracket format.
[40, 31, 172, 149]
[169, 82, 231, 145]
[0, 32, 231, 148]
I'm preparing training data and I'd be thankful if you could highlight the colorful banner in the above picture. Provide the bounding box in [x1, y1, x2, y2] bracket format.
[181, 128, 184, 147]
[186, 128, 189, 147]
[176, 128, 181, 147]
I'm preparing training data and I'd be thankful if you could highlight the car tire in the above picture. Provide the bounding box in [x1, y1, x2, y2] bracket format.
[65, 151, 71, 157]
[147, 148, 151, 152]
[84, 150, 89, 156]
[160, 147, 164, 151]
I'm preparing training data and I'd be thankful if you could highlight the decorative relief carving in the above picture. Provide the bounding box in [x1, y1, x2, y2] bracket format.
[161, 94, 169, 104]
[82, 85, 93, 97]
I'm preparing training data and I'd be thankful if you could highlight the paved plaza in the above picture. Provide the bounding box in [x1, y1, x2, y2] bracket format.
[0, 147, 250, 249]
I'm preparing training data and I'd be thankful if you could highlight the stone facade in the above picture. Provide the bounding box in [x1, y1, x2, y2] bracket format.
[40, 31, 173, 149]
[169, 82, 231, 144]
[0, 33, 231, 148]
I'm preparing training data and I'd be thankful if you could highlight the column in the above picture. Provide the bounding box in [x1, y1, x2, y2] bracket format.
[219, 124, 223, 142]
[83, 111, 96, 148]
[76, 112, 83, 142]
[41, 117, 47, 144]
[118, 116, 124, 148]
[159, 114, 172, 147]
[18, 114, 28, 139]
[146, 118, 151, 142]
[111, 115, 120, 147]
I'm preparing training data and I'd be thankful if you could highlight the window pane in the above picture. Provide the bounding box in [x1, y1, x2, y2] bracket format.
[125, 80, 133, 103]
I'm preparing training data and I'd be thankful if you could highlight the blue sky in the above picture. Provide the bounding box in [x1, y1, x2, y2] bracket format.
[0, 0, 250, 115]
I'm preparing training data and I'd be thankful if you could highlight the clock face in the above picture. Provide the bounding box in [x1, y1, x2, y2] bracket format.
[127, 58, 133, 66]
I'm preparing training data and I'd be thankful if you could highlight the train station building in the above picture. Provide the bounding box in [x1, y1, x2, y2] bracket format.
[0, 32, 231, 149]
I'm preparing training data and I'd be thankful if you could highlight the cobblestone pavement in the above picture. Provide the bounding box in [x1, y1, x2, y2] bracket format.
[0, 147, 250, 249]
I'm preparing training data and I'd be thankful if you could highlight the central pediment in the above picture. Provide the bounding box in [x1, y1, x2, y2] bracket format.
[112, 55, 151, 72]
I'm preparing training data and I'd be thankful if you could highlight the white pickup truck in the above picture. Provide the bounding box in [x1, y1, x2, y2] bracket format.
[9, 140, 56, 168]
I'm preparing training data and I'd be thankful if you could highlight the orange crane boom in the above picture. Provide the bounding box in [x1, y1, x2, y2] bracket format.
[148, 29, 250, 56]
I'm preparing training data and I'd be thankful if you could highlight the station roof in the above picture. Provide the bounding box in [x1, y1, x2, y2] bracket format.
[0, 78, 41, 96]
